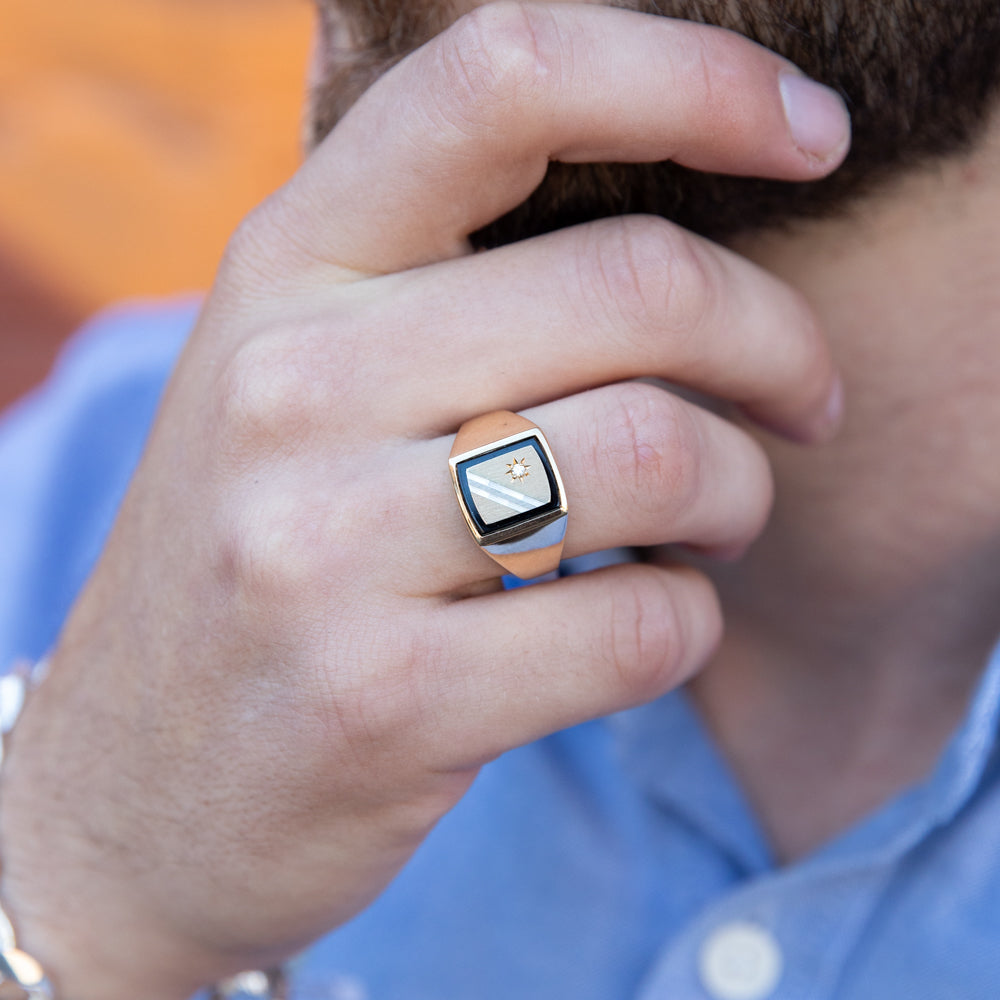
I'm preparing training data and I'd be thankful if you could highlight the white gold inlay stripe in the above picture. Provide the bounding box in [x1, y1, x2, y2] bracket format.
[468, 473, 545, 514]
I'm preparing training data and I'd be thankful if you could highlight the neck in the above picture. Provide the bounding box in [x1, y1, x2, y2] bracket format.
[675, 116, 1000, 863]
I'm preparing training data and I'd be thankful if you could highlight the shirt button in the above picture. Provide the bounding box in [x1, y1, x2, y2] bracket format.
[698, 921, 784, 1000]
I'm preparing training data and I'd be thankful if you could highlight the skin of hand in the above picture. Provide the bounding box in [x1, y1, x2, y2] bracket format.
[0, 5, 849, 999]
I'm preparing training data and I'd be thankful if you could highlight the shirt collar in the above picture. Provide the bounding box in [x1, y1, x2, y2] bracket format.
[609, 633, 1000, 876]
[608, 689, 775, 875]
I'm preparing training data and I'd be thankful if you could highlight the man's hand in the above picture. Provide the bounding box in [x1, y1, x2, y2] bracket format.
[0, 5, 849, 999]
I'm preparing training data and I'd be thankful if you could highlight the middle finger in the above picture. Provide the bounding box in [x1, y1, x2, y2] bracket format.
[329, 214, 840, 444]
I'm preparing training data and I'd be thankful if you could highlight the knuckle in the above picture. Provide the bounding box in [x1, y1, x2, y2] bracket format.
[326, 611, 452, 755]
[693, 34, 716, 108]
[586, 217, 675, 332]
[437, 2, 554, 125]
[601, 384, 702, 518]
[214, 331, 332, 453]
[217, 196, 300, 292]
[604, 570, 688, 701]
[666, 231, 725, 345]
[222, 204, 274, 275]
[216, 488, 330, 610]
[582, 218, 723, 354]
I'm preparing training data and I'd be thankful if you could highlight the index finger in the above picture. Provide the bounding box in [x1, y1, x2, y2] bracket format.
[265, 2, 850, 275]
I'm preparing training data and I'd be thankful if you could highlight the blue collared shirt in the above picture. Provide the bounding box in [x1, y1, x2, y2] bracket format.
[2, 301, 999, 999]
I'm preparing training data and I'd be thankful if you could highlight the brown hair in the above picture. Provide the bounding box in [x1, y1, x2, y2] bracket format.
[309, 0, 1000, 242]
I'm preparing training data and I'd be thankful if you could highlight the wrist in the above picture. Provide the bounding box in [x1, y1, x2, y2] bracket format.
[0, 658, 205, 1000]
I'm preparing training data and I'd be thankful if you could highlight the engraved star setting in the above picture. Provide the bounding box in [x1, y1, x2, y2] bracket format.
[506, 457, 531, 481]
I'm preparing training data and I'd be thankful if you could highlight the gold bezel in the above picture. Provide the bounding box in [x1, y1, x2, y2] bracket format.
[449, 428, 568, 548]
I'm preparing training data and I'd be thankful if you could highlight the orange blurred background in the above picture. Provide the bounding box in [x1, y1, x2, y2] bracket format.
[0, 0, 315, 412]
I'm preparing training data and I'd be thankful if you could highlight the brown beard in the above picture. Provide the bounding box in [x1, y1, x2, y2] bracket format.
[306, 0, 1000, 245]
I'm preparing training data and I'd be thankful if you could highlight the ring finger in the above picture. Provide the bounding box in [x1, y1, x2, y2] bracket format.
[388, 379, 773, 595]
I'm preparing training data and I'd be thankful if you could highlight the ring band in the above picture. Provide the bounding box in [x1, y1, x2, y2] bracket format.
[449, 411, 568, 579]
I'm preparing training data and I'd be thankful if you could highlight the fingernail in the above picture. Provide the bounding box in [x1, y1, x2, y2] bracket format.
[817, 376, 845, 438]
[779, 73, 851, 163]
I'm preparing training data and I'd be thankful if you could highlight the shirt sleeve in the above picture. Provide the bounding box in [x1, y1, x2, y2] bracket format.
[0, 297, 199, 670]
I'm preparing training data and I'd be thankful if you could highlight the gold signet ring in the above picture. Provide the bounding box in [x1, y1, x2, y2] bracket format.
[449, 411, 568, 579]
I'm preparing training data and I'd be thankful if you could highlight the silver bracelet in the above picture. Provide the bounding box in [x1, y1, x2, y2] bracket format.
[0, 659, 54, 1000]
[209, 968, 288, 1000]
[0, 660, 286, 1000]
